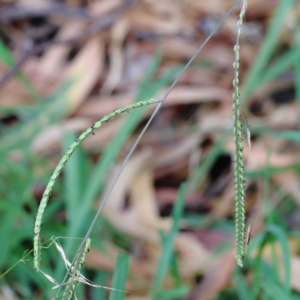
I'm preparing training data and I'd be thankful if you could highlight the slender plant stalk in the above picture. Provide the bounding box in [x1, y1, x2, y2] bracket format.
[33, 98, 161, 271]
[233, 0, 247, 267]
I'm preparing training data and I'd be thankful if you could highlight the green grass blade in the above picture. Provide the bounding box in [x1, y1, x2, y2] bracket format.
[152, 183, 187, 296]
[109, 253, 129, 300]
[153, 285, 189, 300]
[245, 162, 300, 179]
[63, 133, 89, 225]
[292, 20, 300, 117]
[241, 0, 295, 100]
[0, 40, 41, 102]
[92, 271, 109, 300]
[260, 279, 291, 300]
[266, 225, 291, 292]
[0, 105, 39, 116]
[0, 80, 74, 154]
[259, 49, 298, 88]
[188, 140, 223, 190]
[169, 252, 182, 286]
[263, 149, 272, 224]
[276, 131, 300, 144]
[234, 271, 252, 300]
[0, 214, 15, 269]
[138, 47, 163, 95]
[0, 39, 14, 65]
[271, 240, 280, 284]
[248, 224, 291, 293]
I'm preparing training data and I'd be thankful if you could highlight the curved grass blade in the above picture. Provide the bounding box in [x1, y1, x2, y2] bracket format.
[247, 224, 291, 294]
[0, 40, 41, 102]
[265, 225, 291, 292]
[0, 80, 73, 154]
[152, 183, 187, 297]
[234, 270, 252, 300]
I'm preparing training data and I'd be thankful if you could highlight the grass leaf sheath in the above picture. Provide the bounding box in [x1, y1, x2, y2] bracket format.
[233, 0, 247, 267]
[33, 98, 160, 271]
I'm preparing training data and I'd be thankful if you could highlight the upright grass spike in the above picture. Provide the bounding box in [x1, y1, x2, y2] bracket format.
[232, 0, 247, 267]
[61, 238, 91, 300]
[33, 98, 161, 271]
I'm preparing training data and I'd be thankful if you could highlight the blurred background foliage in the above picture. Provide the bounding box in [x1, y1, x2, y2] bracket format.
[1, 0, 300, 299]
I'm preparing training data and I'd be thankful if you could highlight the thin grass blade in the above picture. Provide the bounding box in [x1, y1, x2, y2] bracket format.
[109, 253, 129, 300]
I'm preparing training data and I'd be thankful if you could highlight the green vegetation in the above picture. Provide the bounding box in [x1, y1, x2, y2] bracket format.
[1, 0, 300, 299]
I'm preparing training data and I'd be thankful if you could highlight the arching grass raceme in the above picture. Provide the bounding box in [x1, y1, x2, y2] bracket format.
[33, 98, 161, 271]
[233, 0, 247, 267]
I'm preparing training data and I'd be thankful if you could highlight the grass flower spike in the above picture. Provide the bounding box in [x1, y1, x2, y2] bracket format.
[233, 0, 247, 267]
[33, 98, 161, 271]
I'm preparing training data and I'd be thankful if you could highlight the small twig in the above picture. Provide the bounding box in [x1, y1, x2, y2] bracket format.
[0, 3, 90, 22]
